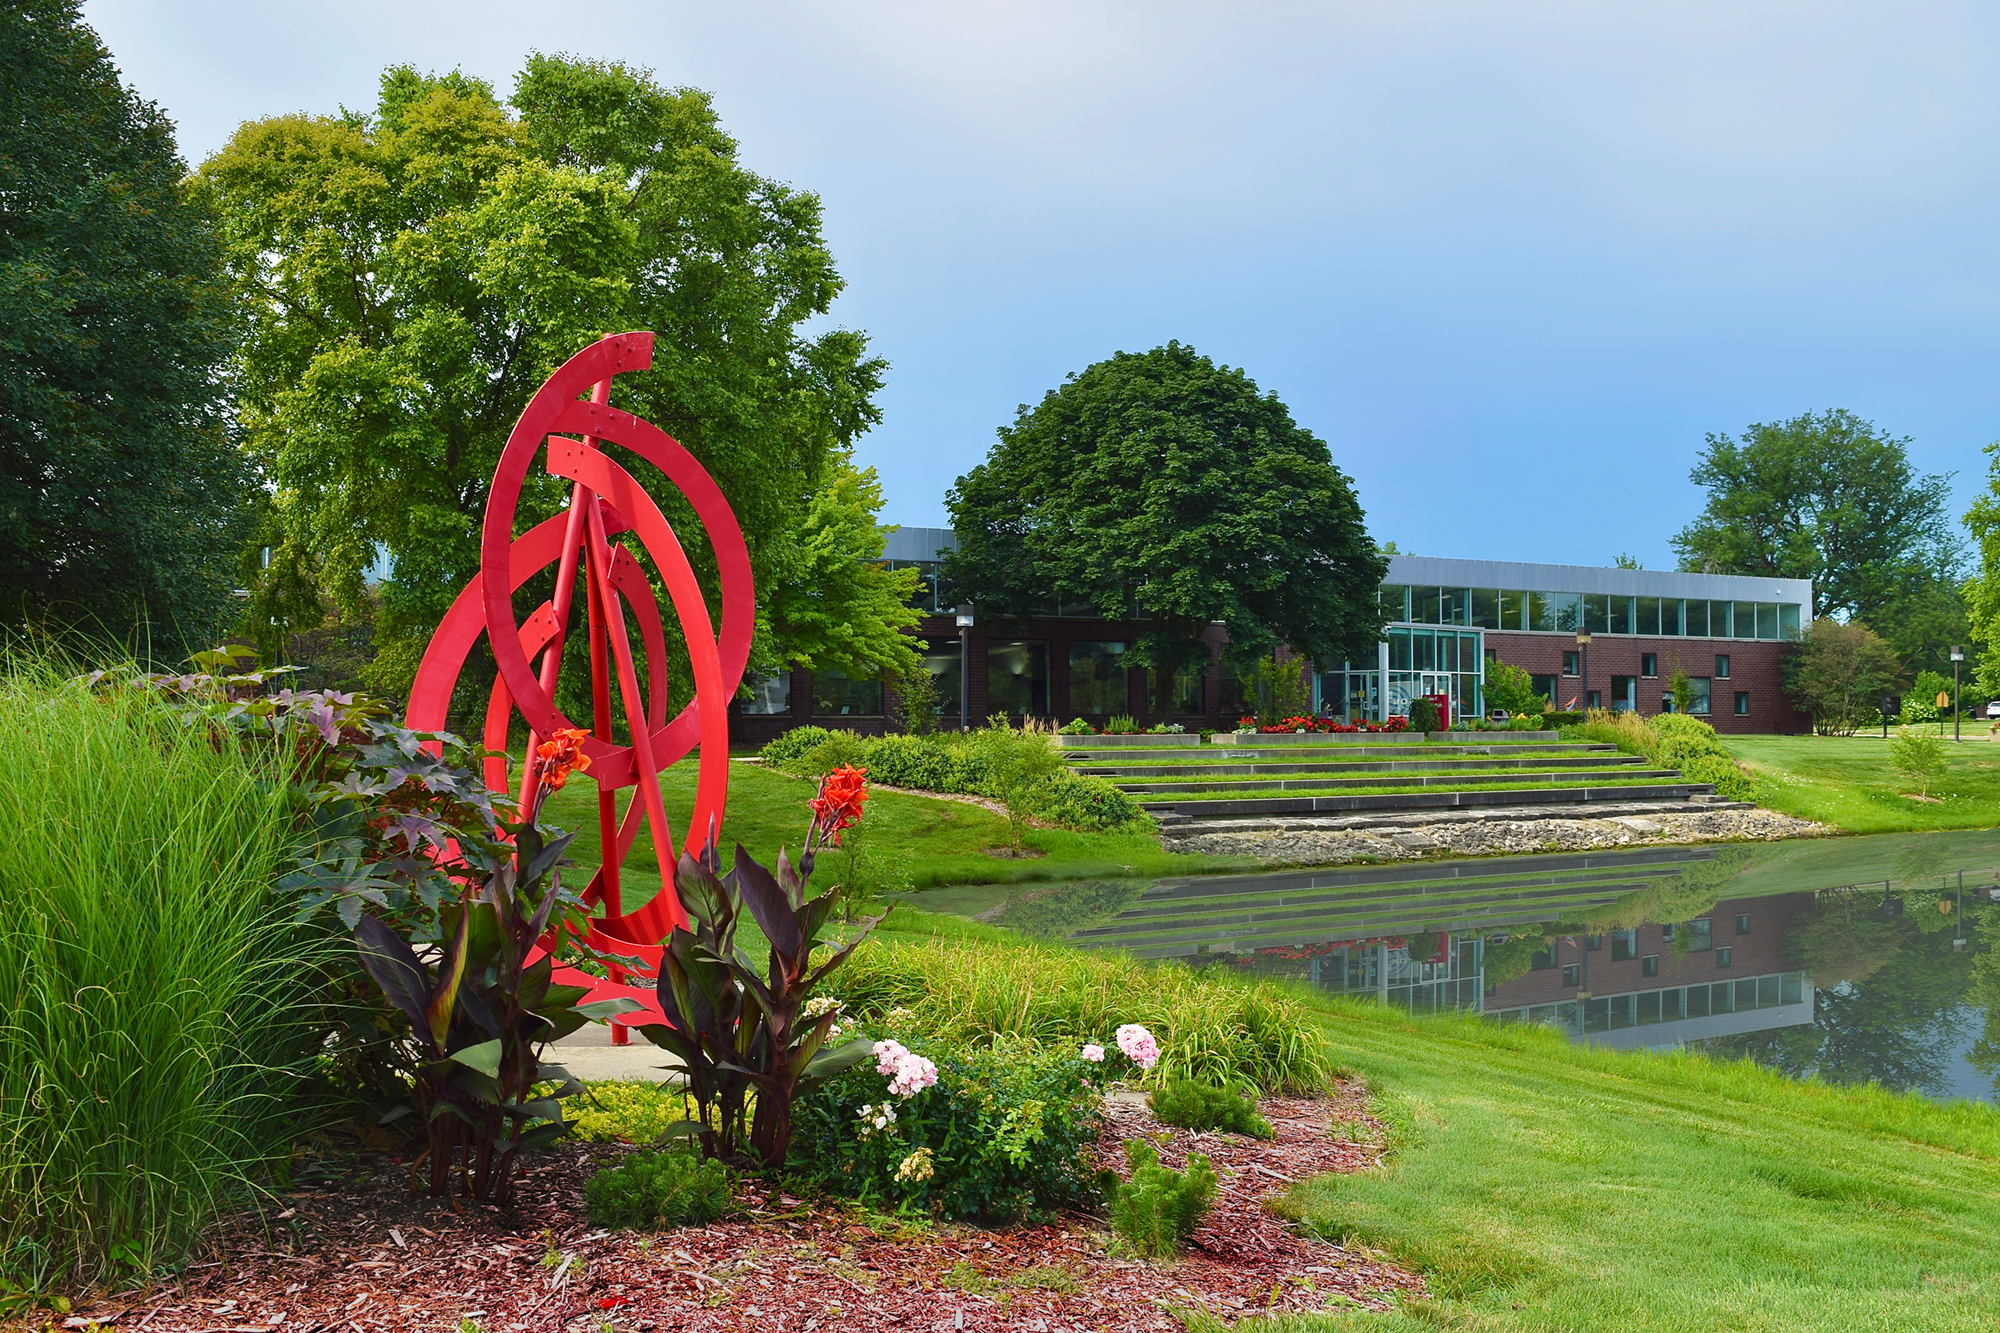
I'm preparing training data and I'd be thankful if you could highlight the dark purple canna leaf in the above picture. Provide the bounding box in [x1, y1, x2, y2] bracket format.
[732, 844, 805, 958]
[354, 916, 436, 1052]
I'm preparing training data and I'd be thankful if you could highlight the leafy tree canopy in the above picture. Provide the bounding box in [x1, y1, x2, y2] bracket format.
[1958, 442, 2000, 698]
[1672, 409, 1960, 625]
[1782, 618, 1901, 736]
[943, 342, 1385, 696]
[0, 0, 247, 655]
[194, 56, 915, 692]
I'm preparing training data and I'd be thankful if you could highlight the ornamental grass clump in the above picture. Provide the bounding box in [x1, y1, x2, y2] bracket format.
[1110, 1140, 1217, 1259]
[827, 936, 1333, 1094]
[1147, 1078, 1274, 1140]
[583, 1149, 733, 1230]
[0, 661, 338, 1293]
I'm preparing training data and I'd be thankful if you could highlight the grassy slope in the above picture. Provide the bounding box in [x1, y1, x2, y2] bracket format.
[539, 758, 1253, 909]
[1722, 733, 2000, 834]
[869, 909, 2000, 1332]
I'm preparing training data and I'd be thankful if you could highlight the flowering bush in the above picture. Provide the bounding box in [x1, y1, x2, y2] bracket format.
[791, 1031, 1109, 1221]
[1116, 1023, 1161, 1069]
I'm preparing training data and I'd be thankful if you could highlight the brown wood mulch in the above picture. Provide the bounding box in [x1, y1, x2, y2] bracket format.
[53, 1085, 1421, 1333]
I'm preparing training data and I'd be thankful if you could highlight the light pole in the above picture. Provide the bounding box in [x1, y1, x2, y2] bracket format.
[1951, 645, 1964, 743]
[955, 605, 975, 731]
[1575, 629, 1591, 714]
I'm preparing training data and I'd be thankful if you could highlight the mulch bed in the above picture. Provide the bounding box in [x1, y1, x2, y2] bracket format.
[56, 1085, 1421, 1332]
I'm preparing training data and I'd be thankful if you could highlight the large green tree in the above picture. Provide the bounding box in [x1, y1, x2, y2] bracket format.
[194, 58, 916, 694]
[1672, 410, 1960, 625]
[1958, 441, 2000, 698]
[1782, 618, 1901, 736]
[943, 342, 1386, 719]
[0, 0, 247, 654]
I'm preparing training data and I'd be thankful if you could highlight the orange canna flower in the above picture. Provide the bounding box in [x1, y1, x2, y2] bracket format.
[536, 727, 594, 790]
[808, 763, 869, 842]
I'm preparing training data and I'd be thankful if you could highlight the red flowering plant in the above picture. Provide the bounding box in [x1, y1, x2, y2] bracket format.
[103, 648, 640, 1202]
[640, 763, 887, 1169]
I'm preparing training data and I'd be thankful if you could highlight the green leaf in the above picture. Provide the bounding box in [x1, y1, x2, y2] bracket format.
[574, 997, 647, 1020]
[448, 1039, 503, 1078]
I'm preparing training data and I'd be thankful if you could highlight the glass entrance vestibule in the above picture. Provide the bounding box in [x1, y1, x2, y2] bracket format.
[1314, 626, 1485, 724]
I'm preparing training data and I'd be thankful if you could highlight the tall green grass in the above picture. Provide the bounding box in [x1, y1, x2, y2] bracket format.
[0, 667, 336, 1293]
[826, 918, 1333, 1094]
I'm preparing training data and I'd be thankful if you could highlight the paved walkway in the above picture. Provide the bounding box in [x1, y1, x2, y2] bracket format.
[550, 1022, 684, 1083]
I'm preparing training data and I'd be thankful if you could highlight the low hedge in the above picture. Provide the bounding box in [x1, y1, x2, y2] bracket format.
[758, 728, 1152, 834]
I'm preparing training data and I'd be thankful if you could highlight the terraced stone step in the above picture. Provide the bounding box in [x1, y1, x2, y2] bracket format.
[1070, 742, 1619, 763]
[1078, 752, 1632, 778]
[1137, 782, 1714, 818]
[1118, 768, 1684, 795]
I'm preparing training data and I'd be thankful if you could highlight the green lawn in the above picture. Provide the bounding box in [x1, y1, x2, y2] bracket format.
[1722, 733, 2000, 834]
[1130, 769, 1697, 800]
[538, 757, 1253, 910]
[864, 908, 2000, 1332]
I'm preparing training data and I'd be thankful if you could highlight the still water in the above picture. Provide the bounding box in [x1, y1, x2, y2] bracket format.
[916, 830, 2000, 1105]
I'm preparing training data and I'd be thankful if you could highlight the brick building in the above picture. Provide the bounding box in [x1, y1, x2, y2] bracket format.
[731, 536, 1816, 744]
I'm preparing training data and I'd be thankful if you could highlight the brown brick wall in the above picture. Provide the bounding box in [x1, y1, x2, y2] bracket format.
[1485, 630, 1808, 734]
[1487, 892, 1813, 1007]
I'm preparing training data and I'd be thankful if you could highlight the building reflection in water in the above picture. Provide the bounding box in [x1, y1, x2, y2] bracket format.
[1053, 831, 1999, 1092]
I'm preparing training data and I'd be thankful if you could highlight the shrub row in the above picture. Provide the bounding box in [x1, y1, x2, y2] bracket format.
[758, 726, 1152, 834]
[1565, 710, 1754, 802]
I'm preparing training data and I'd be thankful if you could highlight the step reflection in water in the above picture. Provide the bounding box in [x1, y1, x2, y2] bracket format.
[1032, 829, 2000, 1103]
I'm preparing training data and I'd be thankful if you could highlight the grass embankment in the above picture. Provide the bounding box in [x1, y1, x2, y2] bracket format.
[1126, 770, 1694, 800]
[1723, 733, 2000, 834]
[864, 910, 2000, 1333]
[539, 758, 1252, 909]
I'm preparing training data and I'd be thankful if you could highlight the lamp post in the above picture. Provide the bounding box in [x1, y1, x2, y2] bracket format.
[955, 606, 975, 732]
[1575, 629, 1591, 714]
[1951, 645, 1964, 743]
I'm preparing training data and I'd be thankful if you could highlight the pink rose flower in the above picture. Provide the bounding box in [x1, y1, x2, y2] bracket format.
[1080, 1043, 1105, 1063]
[1115, 1023, 1159, 1070]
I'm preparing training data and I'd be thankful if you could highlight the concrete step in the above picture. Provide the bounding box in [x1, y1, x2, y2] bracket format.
[1119, 769, 1685, 796]
[1138, 782, 1715, 819]
[1211, 730, 1563, 746]
[1156, 796, 1752, 836]
[1073, 742, 1619, 764]
[1090, 755, 1648, 781]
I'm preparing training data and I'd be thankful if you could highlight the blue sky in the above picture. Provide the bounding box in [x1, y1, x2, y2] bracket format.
[85, 1, 2000, 568]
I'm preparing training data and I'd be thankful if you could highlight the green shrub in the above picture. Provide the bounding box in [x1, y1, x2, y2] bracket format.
[1058, 717, 1094, 735]
[0, 665, 338, 1291]
[1147, 1078, 1274, 1139]
[791, 1033, 1107, 1221]
[1106, 714, 1140, 735]
[862, 733, 954, 790]
[583, 1148, 734, 1230]
[1887, 727, 1948, 800]
[1110, 1140, 1217, 1258]
[827, 936, 1333, 1093]
[1483, 658, 1544, 716]
[1645, 715, 1753, 801]
[758, 725, 835, 767]
[1035, 774, 1153, 833]
[968, 718, 1067, 843]
[1406, 697, 1441, 732]
[1543, 710, 1586, 728]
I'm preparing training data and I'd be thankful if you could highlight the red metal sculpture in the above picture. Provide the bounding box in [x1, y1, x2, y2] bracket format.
[406, 332, 752, 1037]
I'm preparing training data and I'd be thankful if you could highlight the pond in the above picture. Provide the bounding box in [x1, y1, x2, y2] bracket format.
[907, 829, 2000, 1105]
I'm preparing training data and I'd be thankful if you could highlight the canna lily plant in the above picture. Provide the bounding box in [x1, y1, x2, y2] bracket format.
[352, 729, 642, 1202]
[642, 764, 886, 1169]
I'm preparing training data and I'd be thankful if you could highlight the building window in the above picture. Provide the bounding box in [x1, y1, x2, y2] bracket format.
[1688, 677, 1711, 714]
[1661, 923, 1677, 942]
[1735, 913, 1751, 935]
[1715, 654, 1730, 678]
[1067, 641, 1128, 715]
[740, 671, 793, 715]
[1642, 954, 1659, 978]
[1562, 651, 1579, 676]
[1735, 691, 1750, 716]
[1641, 653, 1658, 678]
[926, 643, 964, 718]
[1586, 933, 1602, 951]
[1531, 673, 1559, 705]
[1562, 964, 1580, 986]
[1531, 945, 1556, 970]
[1149, 664, 1205, 715]
[1716, 947, 1732, 968]
[1687, 919, 1713, 951]
[1610, 675, 1636, 711]
[1611, 929, 1638, 961]
[811, 668, 883, 717]
[987, 640, 1050, 716]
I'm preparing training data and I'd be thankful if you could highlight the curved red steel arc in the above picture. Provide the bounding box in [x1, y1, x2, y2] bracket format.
[402, 330, 757, 1023]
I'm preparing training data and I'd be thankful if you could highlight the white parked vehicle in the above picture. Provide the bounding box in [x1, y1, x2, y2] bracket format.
[1986, 700, 2000, 720]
